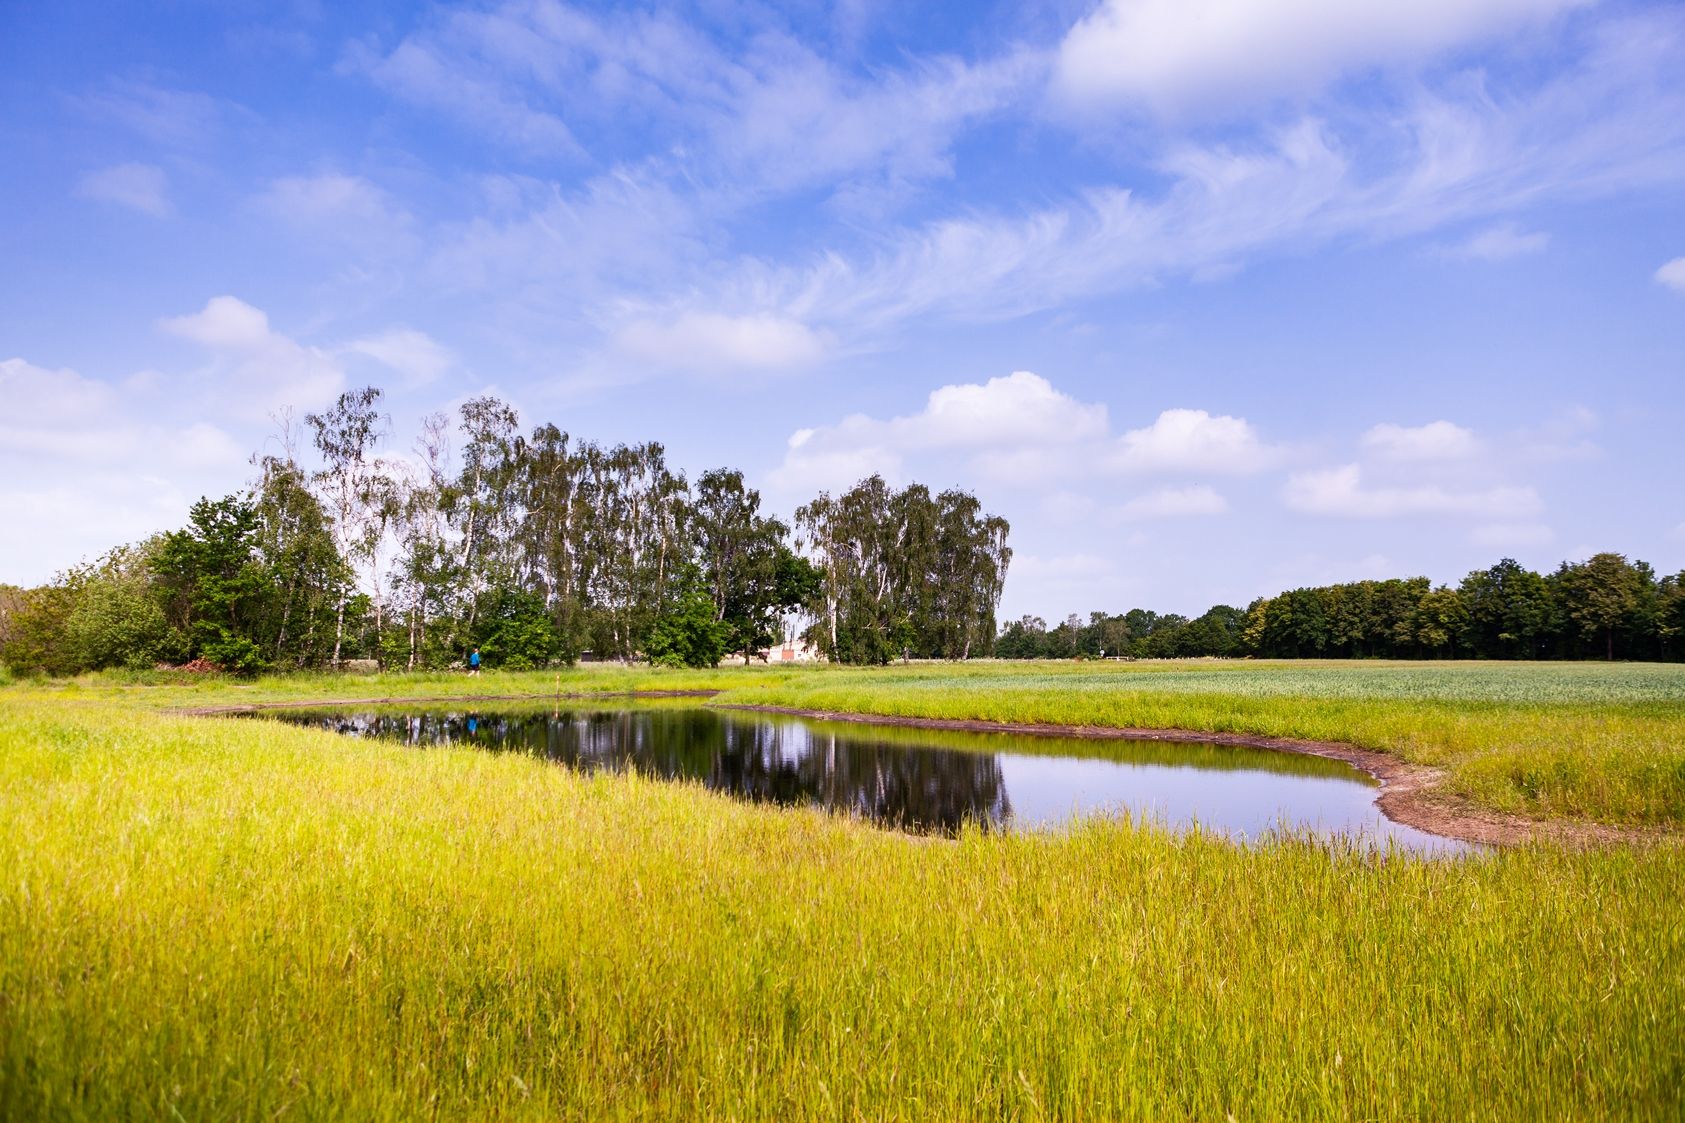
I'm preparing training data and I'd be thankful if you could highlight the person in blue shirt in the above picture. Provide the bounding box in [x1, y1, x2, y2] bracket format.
[468, 647, 481, 675]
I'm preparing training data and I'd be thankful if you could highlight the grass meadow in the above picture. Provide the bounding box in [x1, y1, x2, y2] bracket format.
[2, 661, 1682, 1118]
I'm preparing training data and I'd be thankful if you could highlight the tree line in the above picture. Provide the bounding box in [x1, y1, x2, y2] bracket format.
[996, 554, 1685, 662]
[0, 387, 1011, 675]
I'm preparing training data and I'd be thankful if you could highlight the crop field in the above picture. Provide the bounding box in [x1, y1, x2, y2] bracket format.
[2, 661, 1683, 1119]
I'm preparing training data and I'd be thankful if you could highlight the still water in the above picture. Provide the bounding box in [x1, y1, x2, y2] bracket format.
[257, 703, 1466, 852]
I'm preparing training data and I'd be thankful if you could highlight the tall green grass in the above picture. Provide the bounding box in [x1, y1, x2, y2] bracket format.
[2, 696, 1682, 1120]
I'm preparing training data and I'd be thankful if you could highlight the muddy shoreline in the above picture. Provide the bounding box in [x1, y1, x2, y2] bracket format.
[189, 691, 1651, 848]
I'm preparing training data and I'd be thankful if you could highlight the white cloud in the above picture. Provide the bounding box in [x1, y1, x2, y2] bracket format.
[1657, 256, 1685, 292]
[1362, 420, 1479, 461]
[0, 358, 117, 426]
[260, 173, 393, 224]
[1436, 222, 1550, 261]
[1514, 405, 1600, 462]
[75, 80, 236, 147]
[0, 356, 260, 583]
[770, 371, 1103, 492]
[1116, 485, 1229, 520]
[1109, 409, 1279, 475]
[615, 312, 831, 374]
[1284, 464, 1543, 518]
[0, 357, 246, 472]
[907, 372, 1109, 449]
[0, 475, 191, 582]
[161, 295, 273, 349]
[256, 174, 417, 258]
[159, 296, 345, 417]
[354, 1, 1034, 207]
[344, 329, 455, 387]
[75, 163, 171, 217]
[701, 10, 1685, 349]
[358, 33, 585, 158]
[772, 373, 1278, 498]
[1470, 522, 1556, 547]
[1054, 0, 1592, 113]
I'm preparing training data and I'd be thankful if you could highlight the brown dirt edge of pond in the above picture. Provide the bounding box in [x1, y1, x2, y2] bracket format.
[714, 703, 1662, 849]
[184, 692, 1659, 849]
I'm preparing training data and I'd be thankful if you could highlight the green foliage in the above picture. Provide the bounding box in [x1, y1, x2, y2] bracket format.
[1019, 553, 1682, 663]
[1556, 552, 1649, 660]
[0, 584, 75, 676]
[62, 543, 180, 670]
[692, 468, 813, 662]
[796, 475, 1010, 664]
[476, 588, 558, 670]
[152, 495, 272, 674]
[645, 570, 732, 668]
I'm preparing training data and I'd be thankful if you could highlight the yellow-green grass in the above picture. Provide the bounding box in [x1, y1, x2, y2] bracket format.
[45, 659, 1685, 828]
[2, 696, 1682, 1120]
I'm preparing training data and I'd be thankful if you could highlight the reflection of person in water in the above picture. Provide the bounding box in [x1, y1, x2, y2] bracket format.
[466, 716, 478, 735]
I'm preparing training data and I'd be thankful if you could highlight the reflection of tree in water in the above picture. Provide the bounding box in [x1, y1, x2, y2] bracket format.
[282, 707, 1012, 834]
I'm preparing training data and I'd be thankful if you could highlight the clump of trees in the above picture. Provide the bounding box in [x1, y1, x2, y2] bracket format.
[797, 476, 1011, 663]
[996, 606, 1247, 660]
[997, 555, 1685, 662]
[0, 388, 1012, 676]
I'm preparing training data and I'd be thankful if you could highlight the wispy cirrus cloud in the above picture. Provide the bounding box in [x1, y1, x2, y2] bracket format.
[75, 162, 172, 217]
[1434, 222, 1551, 261]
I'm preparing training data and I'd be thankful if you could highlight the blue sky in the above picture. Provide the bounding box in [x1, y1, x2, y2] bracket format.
[3, 0, 1683, 619]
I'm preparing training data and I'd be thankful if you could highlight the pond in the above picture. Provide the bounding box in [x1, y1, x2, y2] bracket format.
[252, 703, 1468, 853]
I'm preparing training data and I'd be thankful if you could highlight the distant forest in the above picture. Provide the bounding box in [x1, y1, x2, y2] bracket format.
[3, 384, 1680, 673]
[0, 387, 1010, 675]
[998, 556, 1685, 662]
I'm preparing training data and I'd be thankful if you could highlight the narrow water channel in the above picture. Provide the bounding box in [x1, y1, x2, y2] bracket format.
[251, 703, 1467, 853]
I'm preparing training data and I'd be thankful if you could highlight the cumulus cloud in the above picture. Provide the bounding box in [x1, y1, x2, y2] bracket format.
[770, 372, 1278, 502]
[1657, 256, 1685, 292]
[1435, 222, 1550, 261]
[161, 295, 274, 349]
[1361, 420, 1480, 461]
[0, 357, 245, 470]
[159, 296, 345, 417]
[1116, 485, 1229, 520]
[770, 371, 1105, 492]
[1108, 409, 1279, 474]
[0, 357, 258, 582]
[1054, 0, 1592, 113]
[1284, 464, 1543, 518]
[75, 163, 171, 217]
[903, 372, 1109, 449]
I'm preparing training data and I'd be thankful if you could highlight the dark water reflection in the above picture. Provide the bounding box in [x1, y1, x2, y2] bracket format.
[256, 704, 1466, 852]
